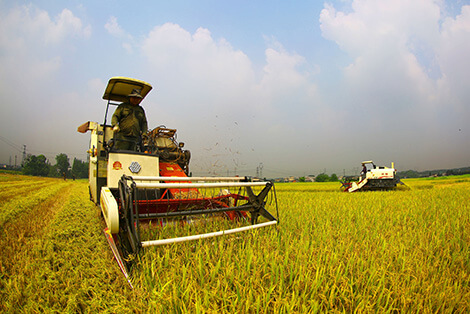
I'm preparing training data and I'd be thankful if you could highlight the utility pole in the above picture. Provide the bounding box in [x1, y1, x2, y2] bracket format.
[256, 163, 263, 178]
[22, 145, 26, 166]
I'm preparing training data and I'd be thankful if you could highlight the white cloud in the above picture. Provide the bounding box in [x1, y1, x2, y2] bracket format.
[45, 8, 91, 43]
[0, 5, 93, 164]
[319, 0, 453, 115]
[321, 0, 441, 53]
[0, 5, 91, 83]
[437, 5, 470, 112]
[0, 5, 90, 49]
[105, 16, 124, 37]
[257, 46, 315, 105]
[87, 78, 106, 95]
[318, 0, 470, 171]
[105, 16, 133, 53]
[141, 23, 318, 115]
[141, 23, 256, 112]
[139, 23, 319, 173]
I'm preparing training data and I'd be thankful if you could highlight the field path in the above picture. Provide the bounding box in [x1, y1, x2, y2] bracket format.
[0, 182, 74, 275]
[0, 175, 143, 312]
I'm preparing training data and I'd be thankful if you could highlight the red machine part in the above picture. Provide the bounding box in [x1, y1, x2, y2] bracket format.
[157, 162, 246, 220]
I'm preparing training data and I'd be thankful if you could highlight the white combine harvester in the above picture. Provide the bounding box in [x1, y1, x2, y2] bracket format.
[341, 161, 402, 192]
[78, 77, 278, 286]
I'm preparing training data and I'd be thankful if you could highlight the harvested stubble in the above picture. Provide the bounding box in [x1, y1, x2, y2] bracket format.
[0, 174, 144, 312]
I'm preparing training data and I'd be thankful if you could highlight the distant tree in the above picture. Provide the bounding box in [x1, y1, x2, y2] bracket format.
[55, 153, 70, 178]
[22, 154, 50, 177]
[315, 173, 330, 182]
[48, 164, 59, 177]
[72, 158, 89, 179]
[330, 174, 338, 182]
[397, 170, 419, 178]
[299, 176, 306, 182]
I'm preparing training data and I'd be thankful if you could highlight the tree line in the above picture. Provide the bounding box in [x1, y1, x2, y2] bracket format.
[397, 167, 470, 178]
[22, 153, 88, 179]
[298, 173, 339, 182]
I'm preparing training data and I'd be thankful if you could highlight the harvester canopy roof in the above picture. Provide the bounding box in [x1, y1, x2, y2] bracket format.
[103, 77, 153, 102]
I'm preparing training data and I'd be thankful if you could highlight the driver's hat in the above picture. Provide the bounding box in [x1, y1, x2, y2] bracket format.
[128, 89, 143, 98]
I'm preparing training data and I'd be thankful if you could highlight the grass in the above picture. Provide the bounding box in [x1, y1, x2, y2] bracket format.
[0, 173, 469, 312]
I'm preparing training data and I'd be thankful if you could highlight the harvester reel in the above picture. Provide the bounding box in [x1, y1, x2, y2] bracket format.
[246, 182, 277, 225]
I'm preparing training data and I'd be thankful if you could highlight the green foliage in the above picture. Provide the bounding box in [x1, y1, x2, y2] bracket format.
[0, 169, 22, 175]
[20, 153, 87, 179]
[71, 158, 89, 179]
[315, 173, 330, 182]
[47, 164, 59, 177]
[299, 176, 306, 182]
[398, 170, 420, 178]
[55, 153, 70, 177]
[330, 173, 338, 181]
[22, 154, 50, 176]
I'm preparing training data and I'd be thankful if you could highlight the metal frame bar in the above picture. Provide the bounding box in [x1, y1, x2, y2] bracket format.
[141, 221, 277, 247]
[134, 181, 268, 189]
[137, 203, 253, 219]
[130, 176, 250, 181]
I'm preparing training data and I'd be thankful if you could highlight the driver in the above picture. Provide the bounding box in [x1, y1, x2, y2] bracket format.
[111, 89, 148, 151]
[361, 163, 367, 175]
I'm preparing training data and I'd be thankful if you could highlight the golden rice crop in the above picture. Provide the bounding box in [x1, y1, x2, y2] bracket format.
[0, 173, 469, 312]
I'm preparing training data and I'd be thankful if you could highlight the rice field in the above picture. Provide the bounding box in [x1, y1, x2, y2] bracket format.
[0, 173, 469, 312]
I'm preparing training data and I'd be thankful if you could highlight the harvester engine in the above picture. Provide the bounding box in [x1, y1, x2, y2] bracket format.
[142, 126, 191, 175]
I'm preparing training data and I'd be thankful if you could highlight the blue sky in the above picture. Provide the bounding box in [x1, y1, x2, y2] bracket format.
[1, 0, 469, 177]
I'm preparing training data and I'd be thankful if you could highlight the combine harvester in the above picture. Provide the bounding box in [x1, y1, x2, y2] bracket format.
[341, 161, 403, 192]
[78, 77, 278, 285]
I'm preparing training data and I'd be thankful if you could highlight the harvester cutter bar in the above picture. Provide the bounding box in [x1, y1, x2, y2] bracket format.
[103, 227, 133, 289]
